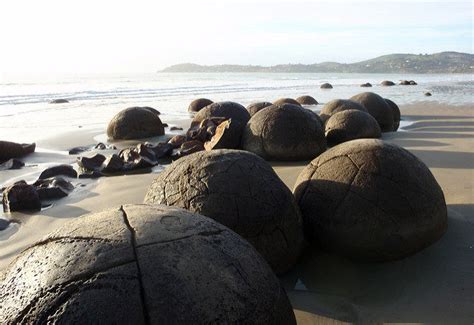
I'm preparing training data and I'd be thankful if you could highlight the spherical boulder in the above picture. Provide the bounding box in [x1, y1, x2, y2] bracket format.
[107, 106, 165, 140]
[360, 82, 372, 87]
[349, 92, 394, 132]
[319, 99, 367, 124]
[144, 150, 304, 274]
[191, 101, 250, 128]
[0, 204, 296, 324]
[273, 98, 302, 107]
[296, 95, 318, 105]
[188, 98, 213, 112]
[246, 101, 273, 117]
[381, 80, 395, 86]
[293, 139, 448, 261]
[385, 98, 401, 131]
[242, 104, 326, 161]
[324, 109, 381, 146]
[320, 83, 333, 89]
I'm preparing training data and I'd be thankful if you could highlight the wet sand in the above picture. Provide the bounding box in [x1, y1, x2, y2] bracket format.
[1, 102, 473, 323]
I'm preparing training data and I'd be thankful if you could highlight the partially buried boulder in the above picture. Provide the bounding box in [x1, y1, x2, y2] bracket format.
[273, 98, 302, 107]
[0, 204, 296, 324]
[49, 99, 69, 104]
[319, 99, 368, 124]
[325, 109, 381, 146]
[350, 92, 394, 132]
[385, 98, 401, 131]
[242, 104, 326, 161]
[293, 139, 448, 261]
[188, 98, 213, 113]
[0, 159, 25, 171]
[381, 80, 395, 86]
[2, 181, 41, 212]
[296, 95, 318, 105]
[0, 141, 35, 162]
[360, 83, 372, 87]
[107, 106, 165, 140]
[320, 83, 333, 89]
[246, 101, 273, 117]
[144, 150, 304, 274]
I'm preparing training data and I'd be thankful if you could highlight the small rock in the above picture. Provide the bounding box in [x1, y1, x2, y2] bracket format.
[78, 171, 103, 179]
[34, 176, 74, 192]
[424, 92, 432, 96]
[410, 80, 417, 85]
[399, 80, 410, 85]
[94, 143, 107, 150]
[38, 165, 77, 180]
[170, 126, 183, 131]
[168, 135, 187, 148]
[320, 83, 333, 89]
[68, 146, 90, 155]
[2, 181, 41, 212]
[0, 159, 25, 171]
[77, 154, 106, 171]
[174, 140, 205, 159]
[0, 218, 10, 231]
[37, 187, 68, 200]
[101, 154, 124, 173]
[49, 99, 69, 104]
[381, 80, 395, 86]
[360, 82, 372, 87]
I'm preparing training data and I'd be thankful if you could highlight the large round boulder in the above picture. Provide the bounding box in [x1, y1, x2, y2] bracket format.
[319, 99, 367, 124]
[385, 98, 401, 131]
[296, 95, 318, 105]
[324, 110, 381, 146]
[191, 101, 250, 128]
[107, 107, 164, 140]
[0, 204, 296, 324]
[273, 98, 302, 107]
[293, 139, 448, 261]
[349, 92, 394, 132]
[381, 80, 395, 86]
[144, 150, 304, 274]
[246, 101, 273, 117]
[242, 104, 326, 161]
[188, 98, 213, 112]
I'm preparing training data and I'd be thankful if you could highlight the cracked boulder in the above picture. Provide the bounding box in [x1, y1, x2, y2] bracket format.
[319, 99, 368, 124]
[191, 101, 250, 129]
[144, 150, 304, 274]
[246, 101, 273, 117]
[204, 119, 244, 151]
[107, 106, 165, 140]
[0, 204, 296, 324]
[350, 92, 395, 132]
[385, 98, 401, 131]
[293, 139, 448, 262]
[324, 109, 381, 146]
[242, 104, 326, 161]
[188, 98, 213, 113]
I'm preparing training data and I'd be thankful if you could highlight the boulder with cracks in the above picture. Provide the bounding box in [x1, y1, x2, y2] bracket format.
[0, 204, 296, 324]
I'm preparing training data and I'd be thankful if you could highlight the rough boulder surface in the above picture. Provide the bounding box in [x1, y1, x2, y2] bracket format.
[188, 98, 213, 112]
[0, 204, 296, 324]
[144, 150, 304, 274]
[293, 139, 448, 262]
[349, 92, 394, 132]
[319, 99, 368, 124]
[273, 98, 302, 107]
[191, 101, 250, 128]
[246, 101, 273, 117]
[107, 107, 165, 140]
[242, 104, 326, 161]
[325, 109, 381, 146]
[0, 141, 35, 162]
[296, 95, 318, 105]
[385, 98, 401, 131]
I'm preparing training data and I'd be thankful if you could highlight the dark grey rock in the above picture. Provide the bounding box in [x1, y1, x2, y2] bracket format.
[0, 218, 10, 231]
[242, 104, 327, 161]
[296, 96, 318, 105]
[0, 141, 35, 161]
[107, 107, 165, 140]
[293, 139, 448, 261]
[320, 83, 333, 89]
[425, 92, 432, 96]
[381, 80, 395, 86]
[350, 92, 394, 132]
[77, 154, 107, 172]
[49, 99, 69, 104]
[0, 159, 25, 171]
[188, 98, 213, 112]
[144, 150, 305, 274]
[360, 82, 372, 87]
[2, 181, 41, 212]
[101, 154, 124, 173]
[38, 165, 77, 180]
[0, 204, 296, 324]
[385, 98, 401, 131]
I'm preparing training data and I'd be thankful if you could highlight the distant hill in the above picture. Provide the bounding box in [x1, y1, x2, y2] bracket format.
[160, 52, 474, 73]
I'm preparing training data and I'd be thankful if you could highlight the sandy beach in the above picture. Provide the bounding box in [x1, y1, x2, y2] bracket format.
[0, 101, 473, 323]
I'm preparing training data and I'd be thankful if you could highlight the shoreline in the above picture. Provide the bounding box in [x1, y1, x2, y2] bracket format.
[1, 101, 473, 323]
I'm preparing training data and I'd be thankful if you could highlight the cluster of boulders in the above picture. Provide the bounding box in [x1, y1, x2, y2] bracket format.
[2, 165, 76, 212]
[359, 80, 417, 87]
[400, 80, 418, 85]
[0, 141, 35, 171]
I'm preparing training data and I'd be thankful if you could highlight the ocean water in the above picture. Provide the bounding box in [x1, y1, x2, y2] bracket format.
[0, 72, 472, 143]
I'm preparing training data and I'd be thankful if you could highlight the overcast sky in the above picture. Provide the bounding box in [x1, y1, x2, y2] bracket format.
[0, 0, 472, 75]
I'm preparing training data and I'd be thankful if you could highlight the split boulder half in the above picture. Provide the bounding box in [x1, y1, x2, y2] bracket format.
[0, 204, 295, 324]
[144, 149, 305, 274]
[293, 139, 448, 262]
